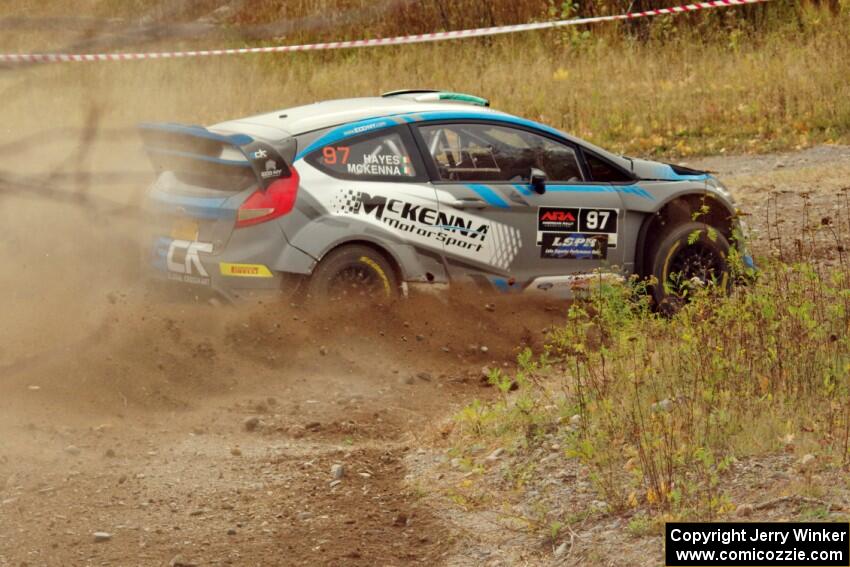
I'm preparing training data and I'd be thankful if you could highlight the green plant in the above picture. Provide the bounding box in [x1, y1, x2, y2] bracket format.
[452, 192, 850, 520]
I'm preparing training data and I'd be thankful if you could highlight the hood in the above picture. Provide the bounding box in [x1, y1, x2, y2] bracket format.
[630, 158, 710, 181]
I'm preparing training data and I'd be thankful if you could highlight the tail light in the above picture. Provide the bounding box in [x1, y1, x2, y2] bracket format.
[235, 167, 300, 229]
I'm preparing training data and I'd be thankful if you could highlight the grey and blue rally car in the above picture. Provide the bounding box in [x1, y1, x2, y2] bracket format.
[140, 90, 750, 304]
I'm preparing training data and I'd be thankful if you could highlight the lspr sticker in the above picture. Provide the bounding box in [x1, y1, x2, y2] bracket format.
[540, 233, 608, 260]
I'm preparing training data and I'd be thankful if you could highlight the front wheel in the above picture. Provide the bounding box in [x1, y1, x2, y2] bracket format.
[649, 222, 731, 313]
[305, 245, 399, 302]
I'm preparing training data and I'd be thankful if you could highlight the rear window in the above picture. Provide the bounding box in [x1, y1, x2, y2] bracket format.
[306, 130, 420, 181]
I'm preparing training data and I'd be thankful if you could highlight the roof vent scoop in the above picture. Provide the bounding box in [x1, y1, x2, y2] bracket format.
[381, 89, 489, 107]
[381, 89, 441, 97]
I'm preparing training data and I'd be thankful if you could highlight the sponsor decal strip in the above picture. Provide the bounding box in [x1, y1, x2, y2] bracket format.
[1, 0, 768, 64]
[330, 188, 521, 270]
[537, 206, 619, 254]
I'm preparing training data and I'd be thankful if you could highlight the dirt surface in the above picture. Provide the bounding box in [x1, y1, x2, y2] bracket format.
[0, 287, 567, 566]
[687, 145, 850, 264]
[1, 143, 849, 567]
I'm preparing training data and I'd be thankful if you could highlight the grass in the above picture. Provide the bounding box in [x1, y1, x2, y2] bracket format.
[450, 197, 850, 522]
[0, 3, 848, 159]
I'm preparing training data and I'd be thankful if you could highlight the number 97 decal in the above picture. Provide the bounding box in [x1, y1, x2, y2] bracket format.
[322, 146, 350, 165]
[579, 208, 618, 233]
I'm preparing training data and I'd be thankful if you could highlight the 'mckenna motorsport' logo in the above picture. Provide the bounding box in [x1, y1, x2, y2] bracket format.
[332, 189, 490, 253]
[329, 188, 522, 270]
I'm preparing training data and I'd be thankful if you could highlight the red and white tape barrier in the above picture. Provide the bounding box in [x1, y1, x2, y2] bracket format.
[0, 0, 768, 64]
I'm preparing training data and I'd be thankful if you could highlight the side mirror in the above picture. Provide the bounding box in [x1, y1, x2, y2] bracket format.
[530, 168, 547, 194]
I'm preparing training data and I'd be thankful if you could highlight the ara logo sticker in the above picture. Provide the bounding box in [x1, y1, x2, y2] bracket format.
[166, 239, 213, 284]
[538, 207, 579, 231]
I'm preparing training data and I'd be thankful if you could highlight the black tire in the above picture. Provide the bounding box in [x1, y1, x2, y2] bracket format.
[648, 222, 731, 313]
[306, 244, 399, 302]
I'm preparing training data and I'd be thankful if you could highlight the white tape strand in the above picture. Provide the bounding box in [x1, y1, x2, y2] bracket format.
[0, 0, 769, 64]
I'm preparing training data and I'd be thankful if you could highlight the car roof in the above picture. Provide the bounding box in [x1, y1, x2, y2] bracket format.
[212, 96, 498, 138]
[211, 95, 632, 171]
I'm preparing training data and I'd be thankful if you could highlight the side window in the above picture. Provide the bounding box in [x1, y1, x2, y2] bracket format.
[417, 123, 583, 183]
[585, 152, 633, 182]
[307, 129, 418, 181]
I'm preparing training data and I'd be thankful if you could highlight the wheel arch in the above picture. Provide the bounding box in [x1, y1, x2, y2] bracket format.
[634, 191, 737, 277]
[315, 237, 405, 285]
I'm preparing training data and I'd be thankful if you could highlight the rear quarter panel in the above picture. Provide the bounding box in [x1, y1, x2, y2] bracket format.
[275, 160, 449, 283]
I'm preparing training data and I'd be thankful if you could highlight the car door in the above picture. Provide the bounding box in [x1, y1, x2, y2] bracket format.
[411, 120, 625, 290]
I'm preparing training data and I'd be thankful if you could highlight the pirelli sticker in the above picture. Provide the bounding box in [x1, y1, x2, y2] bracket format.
[537, 207, 618, 260]
[219, 263, 273, 278]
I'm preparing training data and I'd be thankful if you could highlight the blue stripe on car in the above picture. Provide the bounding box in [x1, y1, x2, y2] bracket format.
[408, 110, 568, 139]
[490, 277, 511, 292]
[151, 236, 170, 271]
[139, 122, 254, 146]
[615, 185, 655, 199]
[293, 110, 562, 161]
[645, 163, 710, 181]
[289, 110, 654, 200]
[542, 184, 655, 200]
[295, 116, 399, 161]
[512, 183, 533, 196]
[466, 184, 510, 208]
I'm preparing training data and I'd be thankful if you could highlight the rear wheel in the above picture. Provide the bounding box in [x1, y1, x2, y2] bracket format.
[649, 222, 730, 313]
[306, 245, 399, 302]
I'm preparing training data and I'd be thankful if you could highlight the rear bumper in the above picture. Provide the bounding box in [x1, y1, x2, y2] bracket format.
[146, 219, 316, 302]
[148, 260, 287, 302]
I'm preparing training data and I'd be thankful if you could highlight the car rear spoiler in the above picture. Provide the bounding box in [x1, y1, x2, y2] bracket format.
[138, 122, 295, 189]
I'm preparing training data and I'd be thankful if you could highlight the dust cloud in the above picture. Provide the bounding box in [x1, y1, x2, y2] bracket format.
[0, 59, 574, 565]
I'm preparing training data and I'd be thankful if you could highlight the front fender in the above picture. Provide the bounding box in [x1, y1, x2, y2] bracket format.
[628, 178, 746, 277]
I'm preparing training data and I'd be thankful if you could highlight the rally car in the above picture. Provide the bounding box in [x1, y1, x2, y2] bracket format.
[140, 90, 750, 305]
